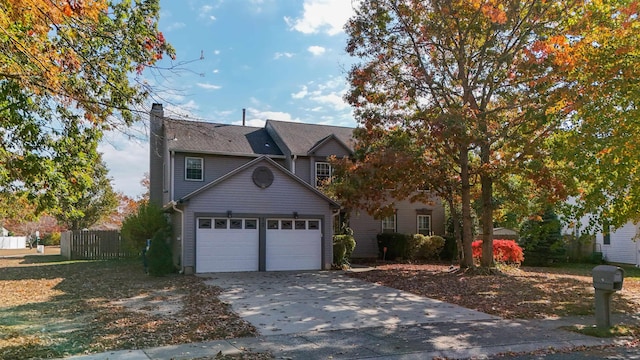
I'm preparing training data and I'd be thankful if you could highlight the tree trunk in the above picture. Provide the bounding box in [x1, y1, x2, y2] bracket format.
[447, 195, 463, 264]
[480, 171, 494, 268]
[459, 147, 474, 268]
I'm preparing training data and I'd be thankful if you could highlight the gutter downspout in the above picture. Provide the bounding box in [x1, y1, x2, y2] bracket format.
[292, 154, 297, 174]
[171, 201, 185, 274]
[170, 151, 175, 201]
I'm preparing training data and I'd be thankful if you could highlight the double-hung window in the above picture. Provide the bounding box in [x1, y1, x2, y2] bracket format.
[315, 162, 332, 187]
[185, 157, 203, 181]
[381, 215, 396, 233]
[417, 215, 432, 235]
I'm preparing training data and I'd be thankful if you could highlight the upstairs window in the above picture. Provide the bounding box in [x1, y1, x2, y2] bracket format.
[185, 157, 203, 181]
[315, 162, 332, 187]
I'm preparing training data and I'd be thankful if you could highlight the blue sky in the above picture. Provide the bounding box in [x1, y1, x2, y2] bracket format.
[99, 0, 359, 198]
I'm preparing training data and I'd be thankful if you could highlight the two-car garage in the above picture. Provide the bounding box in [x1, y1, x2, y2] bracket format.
[195, 217, 322, 273]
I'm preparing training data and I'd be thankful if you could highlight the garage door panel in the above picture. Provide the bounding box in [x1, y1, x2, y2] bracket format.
[196, 218, 259, 273]
[266, 219, 321, 271]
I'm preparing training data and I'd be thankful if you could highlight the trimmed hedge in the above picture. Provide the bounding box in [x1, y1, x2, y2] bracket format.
[377, 233, 446, 261]
[472, 239, 524, 265]
[377, 233, 409, 260]
[407, 234, 446, 260]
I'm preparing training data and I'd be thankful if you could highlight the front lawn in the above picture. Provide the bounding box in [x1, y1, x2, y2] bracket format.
[347, 262, 640, 320]
[0, 255, 257, 359]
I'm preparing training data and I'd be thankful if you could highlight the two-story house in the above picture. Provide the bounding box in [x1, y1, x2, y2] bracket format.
[149, 103, 445, 274]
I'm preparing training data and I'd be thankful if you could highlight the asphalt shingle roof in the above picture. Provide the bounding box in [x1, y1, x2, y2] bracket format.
[266, 120, 355, 155]
[164, 118, 283, 156]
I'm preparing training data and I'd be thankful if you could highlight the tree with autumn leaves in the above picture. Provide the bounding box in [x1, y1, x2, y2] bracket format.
[0, 0, 174, 216]
[337, 0, 640, 269]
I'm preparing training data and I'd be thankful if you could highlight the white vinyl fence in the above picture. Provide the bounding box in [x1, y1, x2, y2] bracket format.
[0, 236, 27, 249]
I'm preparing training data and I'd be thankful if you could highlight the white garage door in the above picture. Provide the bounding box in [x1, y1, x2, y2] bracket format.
[196, 218, 259, 273]
[266, 219, 322, 271]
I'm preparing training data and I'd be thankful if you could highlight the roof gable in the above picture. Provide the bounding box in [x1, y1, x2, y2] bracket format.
[307, 134, 353, 157]
[179, 156, 340, 208]
[265, 120, 355, 156]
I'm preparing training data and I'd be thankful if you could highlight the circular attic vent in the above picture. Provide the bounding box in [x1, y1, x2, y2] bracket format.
[252, 166, 274, 189]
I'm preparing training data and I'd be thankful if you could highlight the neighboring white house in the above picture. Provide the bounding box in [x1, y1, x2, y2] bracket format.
[562, 201, 640, 266]
[593, 221, 640, 266]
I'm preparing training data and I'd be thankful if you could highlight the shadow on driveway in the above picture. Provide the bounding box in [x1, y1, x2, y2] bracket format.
[202, 271, 498, 335]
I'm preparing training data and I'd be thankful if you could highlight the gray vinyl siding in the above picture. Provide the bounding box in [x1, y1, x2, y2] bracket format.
[294, 157, 312, 184]
[394, 198, 446, 235]
[349, 197, 446, 258]
[173, 153, 284, 200]
[350, 210, 381, 258]
[180, 161, 334, 270]
[310, 139, 351, 158]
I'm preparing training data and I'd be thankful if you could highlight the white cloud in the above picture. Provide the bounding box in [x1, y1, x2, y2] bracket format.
[309, 92, 348, 110]
[163, 100, 201, 119]
[285, 0, 358, 36]
[291, 85, 308, 99]
[199, 5, 217, 22]
[291, 77, 350, 112]
[99, 134, 148, 198]
[196, 82, 222, 90]
[274, 52, 294, 60]
[307, 46, 326, 56]
[200, 5, 213, 14]
[231, 107, 300, 127]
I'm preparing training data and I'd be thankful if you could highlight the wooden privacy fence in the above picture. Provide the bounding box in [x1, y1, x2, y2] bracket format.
[61, 230, 138, 260]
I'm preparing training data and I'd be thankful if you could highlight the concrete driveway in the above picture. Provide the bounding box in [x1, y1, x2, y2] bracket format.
[202, 271, 497, 335]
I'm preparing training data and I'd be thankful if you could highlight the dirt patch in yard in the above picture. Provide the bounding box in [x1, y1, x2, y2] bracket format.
[0, 255, 258, 360]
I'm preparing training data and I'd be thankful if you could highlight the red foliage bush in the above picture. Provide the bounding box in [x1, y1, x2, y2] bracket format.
[472, 239, 524, 265]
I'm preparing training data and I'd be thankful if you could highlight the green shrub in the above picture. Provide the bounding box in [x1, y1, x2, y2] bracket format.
[147, 229, 175, 276]
[121, 203, 171, 252]
[43, 232, 61, 246]
[377, 233, 410, 260]
[407, 234, 445, 260]
[333, 234, 356, 266]
[519, 208, 565, 266]
[440, 235, 458, 261]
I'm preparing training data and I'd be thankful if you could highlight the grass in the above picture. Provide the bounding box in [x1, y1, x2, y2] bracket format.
[347, 261, 640, 320]
[2, 250, 639, 359]
[567, 324, 640, 338]
[0, 254, 257, 360]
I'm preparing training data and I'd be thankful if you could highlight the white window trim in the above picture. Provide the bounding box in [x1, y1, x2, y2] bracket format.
[185, 156, 204, 181]
[381, 214, 396, 233]
[417, 214, 432, 235]
[315, 161, 332, 188]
